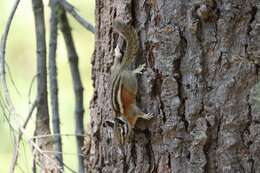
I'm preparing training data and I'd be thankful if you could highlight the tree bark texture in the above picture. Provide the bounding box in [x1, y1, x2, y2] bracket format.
[86, 0, 260, 172]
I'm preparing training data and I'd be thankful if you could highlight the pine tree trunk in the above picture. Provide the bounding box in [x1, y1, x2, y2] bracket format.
[85, 0, 260, 172]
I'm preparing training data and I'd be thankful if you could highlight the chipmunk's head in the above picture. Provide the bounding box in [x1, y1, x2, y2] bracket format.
[104, 117, 129, 144]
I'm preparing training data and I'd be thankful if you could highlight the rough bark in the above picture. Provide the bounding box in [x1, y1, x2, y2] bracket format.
[86, 0, 260, 173]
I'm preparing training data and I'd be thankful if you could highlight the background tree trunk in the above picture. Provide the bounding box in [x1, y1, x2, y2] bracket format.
[32, 0, 59, 172]
[86, 0, 260, 172]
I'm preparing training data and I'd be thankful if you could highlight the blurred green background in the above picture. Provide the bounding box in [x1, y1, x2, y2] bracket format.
[0, 0, 95, 172]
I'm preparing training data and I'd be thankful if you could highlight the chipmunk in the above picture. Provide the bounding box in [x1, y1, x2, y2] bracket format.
[110, 21, 153, 142]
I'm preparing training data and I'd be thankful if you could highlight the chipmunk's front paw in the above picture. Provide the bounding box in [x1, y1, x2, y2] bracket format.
[142, 113, 153, 120]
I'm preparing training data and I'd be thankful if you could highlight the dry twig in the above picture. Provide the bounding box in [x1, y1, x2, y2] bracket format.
[59, 8, 85, 173]
[9, 100, 38, 173]
[58, 0, 95, 33]
[30, 133, 85, 139]
[0, 0, 20, 115]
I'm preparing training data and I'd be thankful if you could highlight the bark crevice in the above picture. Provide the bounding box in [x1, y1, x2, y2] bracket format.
[176, 32, 189, 131]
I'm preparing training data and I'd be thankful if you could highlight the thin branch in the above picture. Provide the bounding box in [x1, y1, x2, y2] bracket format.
[1, 97, 67, 173]
[5, 62, 21, 97]
[9, 100, 38, 173]
[58, 0, 95, 33]
[16, 164, 26, 173]
[20, 141, 31, 173]
[0, 0, 27, 138]
[55, 156, 77, 173]
[0, 0, 20, 115]
[19, 128, 69, 173]
[30, 140, 77, 173]
[30, 133, 85, 139]
[42, 150, 85, 157]
[28, 74, 38, 104]
[11, 128, 70, 173]
[59, 8, 85, 173]
[57, 161, 77, 173]
[49, 0, 63, 172]
[32, 137, 37, 173]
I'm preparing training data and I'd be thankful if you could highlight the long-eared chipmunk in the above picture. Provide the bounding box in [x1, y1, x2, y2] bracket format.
[110, 20, 153, 142]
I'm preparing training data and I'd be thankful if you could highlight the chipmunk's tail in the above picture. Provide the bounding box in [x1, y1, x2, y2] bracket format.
[112, 21, 139, 67]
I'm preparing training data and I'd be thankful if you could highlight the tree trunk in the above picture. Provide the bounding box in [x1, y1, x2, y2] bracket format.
[85, 0, 260, 172]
